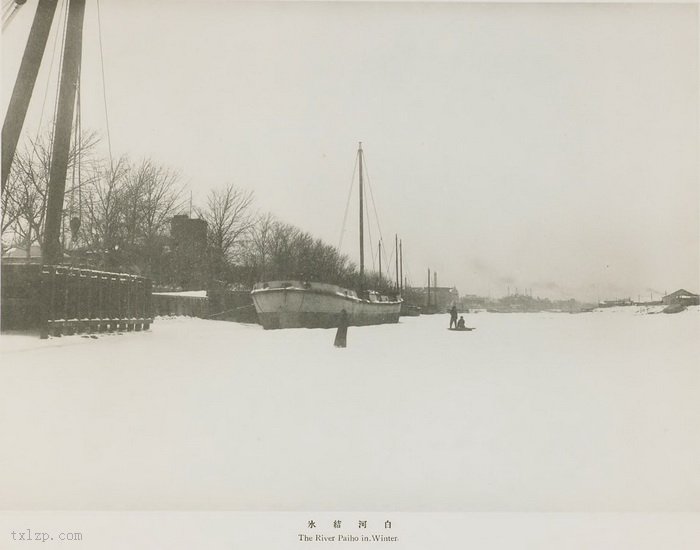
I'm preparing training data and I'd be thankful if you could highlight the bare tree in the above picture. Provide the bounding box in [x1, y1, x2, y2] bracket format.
[1, 131, 98, 253]
[79, 156, 184, 276]
[80, 156, 130, 270]
[239, 213, 359, 287]
[267, 220, 300, 280]
[244, 212, 277, 280]
[125, 158, 185, 277]
[198, 184, 255, 281]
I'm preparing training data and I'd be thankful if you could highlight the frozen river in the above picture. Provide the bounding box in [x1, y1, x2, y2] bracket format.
[1, 308, 698, 511]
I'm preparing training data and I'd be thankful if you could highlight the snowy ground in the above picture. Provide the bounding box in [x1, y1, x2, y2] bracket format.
[1, 308, 699, 511]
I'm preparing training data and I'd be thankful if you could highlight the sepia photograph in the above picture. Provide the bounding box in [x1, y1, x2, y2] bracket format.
[1, 0, 699, 548]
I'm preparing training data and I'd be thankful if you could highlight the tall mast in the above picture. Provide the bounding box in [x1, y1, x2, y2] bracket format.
[395, 234, 399, 290]
[43, 0, 86, 265]
[399, 239, 403, 293]
[427, 268, 431, 307]
[2, 0, 59, 193]
[378, 241, 382, 285]
[358, 142, 364, 285]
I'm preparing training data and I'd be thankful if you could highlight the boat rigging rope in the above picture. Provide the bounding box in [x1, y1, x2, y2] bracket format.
[96, 0, 114, 173]
[30, 0, 66, 163]
[15, 0, 65, 192]
[45, 0, 69, 238]
[360, 152, 393, 278]
[69, 62, 82, 247]
[204, 304, 256, 319]
[337, 147, 396, 280]
[1, 0, 23, 31]
[77, 76, 81, 220]
[365, 190, 375, 272]
[1, 0, 14, 15]
[337, 150, 358, 252]
[11, 0, 66, 254]
[386, 244, 396, 282]
[48, 0, 70, 170]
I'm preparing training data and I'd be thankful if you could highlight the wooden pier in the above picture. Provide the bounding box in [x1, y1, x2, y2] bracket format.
[39, 266, 153, 338]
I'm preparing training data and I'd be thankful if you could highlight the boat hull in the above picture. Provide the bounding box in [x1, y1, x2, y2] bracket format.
[251, 281, 401, 329]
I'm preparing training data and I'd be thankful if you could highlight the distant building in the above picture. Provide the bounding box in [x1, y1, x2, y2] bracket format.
[662, 289, 699, 306]
[598, 298, 633, 308]
[171, 214, 207, 246]
[404, 286, 458, 312]
[169, 214, 208, 289]
[460, 294, 487, 310]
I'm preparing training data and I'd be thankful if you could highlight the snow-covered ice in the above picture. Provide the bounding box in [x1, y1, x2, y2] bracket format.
[1, 308, 698, 511]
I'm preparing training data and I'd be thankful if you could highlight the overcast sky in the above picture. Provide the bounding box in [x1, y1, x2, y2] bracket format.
[3, 1, 698, 302]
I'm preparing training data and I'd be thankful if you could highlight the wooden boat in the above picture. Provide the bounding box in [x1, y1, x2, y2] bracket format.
[251, 143, 402, 329]
[252, 280, 401, 329]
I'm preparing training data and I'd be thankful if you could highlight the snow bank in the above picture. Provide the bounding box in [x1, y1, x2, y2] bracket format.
[152, 290, 208, 298]
[593, 304, 700, 315]
[593, 305, 665, 314]
[1, 310, 698, 511]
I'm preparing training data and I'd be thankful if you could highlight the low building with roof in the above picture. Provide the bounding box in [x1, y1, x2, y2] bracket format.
[662, 289, 699, 306]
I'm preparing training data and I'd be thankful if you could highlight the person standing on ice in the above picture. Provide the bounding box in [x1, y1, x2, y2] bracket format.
[449, 304, 458, 329]
[334, 309, 349, 348]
